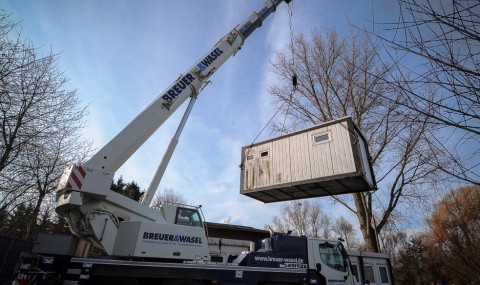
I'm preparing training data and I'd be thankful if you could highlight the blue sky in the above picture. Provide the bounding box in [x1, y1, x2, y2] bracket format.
[5, 0, 400, 229]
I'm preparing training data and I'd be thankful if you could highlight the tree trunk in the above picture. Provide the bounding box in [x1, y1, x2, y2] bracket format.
[27, 192, 45, 241]
[353, 193, 379, 252]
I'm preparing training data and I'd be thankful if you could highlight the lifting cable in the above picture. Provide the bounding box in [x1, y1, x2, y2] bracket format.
[288, 0, 297, 88]
[240, 99, 289, 170]
[281, 0, 297, 134]
[241, 2, 297, 168]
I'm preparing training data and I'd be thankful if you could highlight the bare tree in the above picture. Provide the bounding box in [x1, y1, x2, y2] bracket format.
[151, 187, 189, 206]
[269, 200, 332, 238]
[374, 0, 480, 184]
[221, 216, 233, 224]
[333, 216, 358, 249]
[269, 28, 444, 252]
[22, 133, 89, 239]
[0, 13, 90, 239]
[378, 222, 407, 259]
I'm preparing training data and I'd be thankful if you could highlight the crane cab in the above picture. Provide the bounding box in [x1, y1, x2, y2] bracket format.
[112, 204, 209, 261]
[157, 204, 205, 227]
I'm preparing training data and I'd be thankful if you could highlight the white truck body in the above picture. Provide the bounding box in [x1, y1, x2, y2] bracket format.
[13, 233, 394, 285]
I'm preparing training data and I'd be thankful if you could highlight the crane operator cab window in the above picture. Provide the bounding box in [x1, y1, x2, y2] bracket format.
[318, 242, 347, 272]
[175, 207, 203, 227]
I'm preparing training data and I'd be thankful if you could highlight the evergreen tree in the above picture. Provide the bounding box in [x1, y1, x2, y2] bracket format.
[124, 181, 143, 201]
[110, 176, 126, 194]
[0, 203, 71, 241]
[110, 177, 144, 201]
[0, 204, 35, 239]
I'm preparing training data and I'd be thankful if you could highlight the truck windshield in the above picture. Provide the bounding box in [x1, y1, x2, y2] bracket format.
[318, 242, 347, 272]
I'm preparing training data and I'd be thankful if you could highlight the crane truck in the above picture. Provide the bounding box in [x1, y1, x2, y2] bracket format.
[11, 0, 394, 285]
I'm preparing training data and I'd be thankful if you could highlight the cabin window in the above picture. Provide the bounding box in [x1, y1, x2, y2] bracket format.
[313, 133, 330, 144]
[379, 266, 389, 283]
[210, 256, 224, 263]
[260, 150, 269, 157]
[175, 207, 202, 227]
[318, 242, 347, 272]
[246, 154, 255, 161]
[351, 264, 359, 282]
[365, 266, 375, 283]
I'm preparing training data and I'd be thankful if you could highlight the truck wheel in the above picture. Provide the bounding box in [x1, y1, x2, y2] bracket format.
[92, 277, 141, 285]
[163, 279, 203, 285]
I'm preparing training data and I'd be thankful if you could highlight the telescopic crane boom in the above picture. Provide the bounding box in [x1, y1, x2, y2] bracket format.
[55, 0, 292, 259]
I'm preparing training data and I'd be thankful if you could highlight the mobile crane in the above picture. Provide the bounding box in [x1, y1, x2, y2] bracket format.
[12, 1, 394, 285]
[54, 0, 292, 261]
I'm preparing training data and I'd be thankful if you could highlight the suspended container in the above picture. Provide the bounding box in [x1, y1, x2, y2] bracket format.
[240, 116, 376, 203]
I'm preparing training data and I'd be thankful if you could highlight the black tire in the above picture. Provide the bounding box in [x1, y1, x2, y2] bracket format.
[163, 279, 203, 285]
[91, 277, 141, 285]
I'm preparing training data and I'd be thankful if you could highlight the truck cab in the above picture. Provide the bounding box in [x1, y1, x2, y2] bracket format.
[309, 238, 350, 284]
[235, 235, 354, 284]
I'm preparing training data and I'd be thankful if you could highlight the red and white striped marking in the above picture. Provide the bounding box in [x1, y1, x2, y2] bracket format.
[66, 165, 87, 190]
